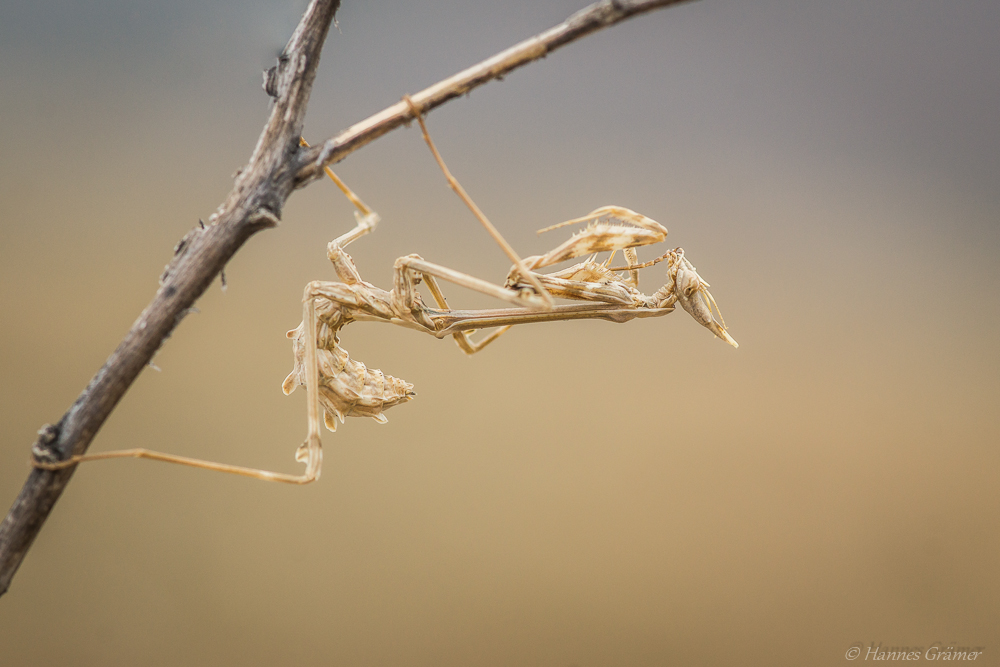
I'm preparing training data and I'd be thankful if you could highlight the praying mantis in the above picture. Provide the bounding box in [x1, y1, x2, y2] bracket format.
[33, 98, 737, 483]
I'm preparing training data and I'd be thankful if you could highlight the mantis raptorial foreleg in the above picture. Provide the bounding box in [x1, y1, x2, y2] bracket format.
[393, 259, 519, 355]
[393, 255, 543, 312]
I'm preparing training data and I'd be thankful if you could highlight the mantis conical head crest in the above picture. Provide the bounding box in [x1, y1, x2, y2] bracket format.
[669, 252, 738, 348]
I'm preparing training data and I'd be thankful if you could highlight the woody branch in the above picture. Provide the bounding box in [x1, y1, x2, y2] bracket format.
[0, 0, 695, 597]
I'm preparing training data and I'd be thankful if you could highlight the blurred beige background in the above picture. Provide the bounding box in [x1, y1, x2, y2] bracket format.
[1, 0, 997, 664]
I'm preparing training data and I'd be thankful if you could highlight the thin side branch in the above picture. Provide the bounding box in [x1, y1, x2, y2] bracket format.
[295, 0, 695, 184]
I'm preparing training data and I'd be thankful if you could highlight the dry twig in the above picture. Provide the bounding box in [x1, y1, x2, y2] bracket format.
[0, 0, 695, 596]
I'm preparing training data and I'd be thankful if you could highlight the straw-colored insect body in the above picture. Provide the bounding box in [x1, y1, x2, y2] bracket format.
[33, 103, 737, 485]
[279, 202, 738, 466]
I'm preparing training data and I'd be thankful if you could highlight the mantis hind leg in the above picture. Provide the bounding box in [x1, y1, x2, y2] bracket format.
[29, 260, 331, 486]
[31, 287, 323, 484]
[31, 447, 320, 484]
[403, 95, 553, 308]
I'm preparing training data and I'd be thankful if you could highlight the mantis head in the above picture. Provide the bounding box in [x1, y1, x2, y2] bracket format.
[667, 250, 738, 348]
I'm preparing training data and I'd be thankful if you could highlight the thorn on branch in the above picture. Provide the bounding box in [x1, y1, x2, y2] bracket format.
[30, 424, 62, 465]
[173, 307, 200, 328]
[263, 66, 280, 98]
[248, 207, 281, 229]
[264, 51, 294, 99]
[160, 221, 208, 285]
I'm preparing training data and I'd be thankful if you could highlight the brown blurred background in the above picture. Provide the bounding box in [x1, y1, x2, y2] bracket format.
[1, 0, 997, 664]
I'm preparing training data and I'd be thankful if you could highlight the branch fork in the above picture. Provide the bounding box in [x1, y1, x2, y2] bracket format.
[0, 0, 696, 597]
